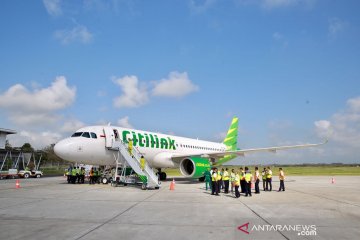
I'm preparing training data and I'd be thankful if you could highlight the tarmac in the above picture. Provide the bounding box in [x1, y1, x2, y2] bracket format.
[0, 176, 359, 240]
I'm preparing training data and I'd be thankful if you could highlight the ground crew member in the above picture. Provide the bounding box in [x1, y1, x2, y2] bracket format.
[94, 168, 99, 184]
[128, 138, 133, 156]
[76, 166, 81, 183]
[262, 168, 267, 191]
[278, 168, 285, 191]
[71, 166, 77, 184]
[89, 167, 94, 184]
[66, 166, 72, 184]
[217, 168, 222, 194]
[266, 167, 273, 191]
[223, 168, 230, 194]
[140, 155, 146, 170]
[254, 166, 260, 194]
[244, 167, 253, 197]
[80, 167, 85, 184]
[211, 168, 219, 196]
[240, 167, 246, 193]
[234, 170, 240, 198]
[204, 168, 211, 191]
[230, 169, 235, 193]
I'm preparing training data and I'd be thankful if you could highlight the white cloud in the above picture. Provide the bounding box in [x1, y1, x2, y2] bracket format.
[43, 0, 62, 16]
[152, 71, 199, 98]
[61, 119, 86, 133]
[328, 18, 348, 38]
[314, 96, 360, 151]
[54, 25, 93, 45]
[113, 75, 149, 108]
[117, 116, 133, 129]
[8, 130, 62, 149]
[112, 71, 198, 108]
[0, 76, 76, 126]
[189, 0, 216, 14]
[236, 0, 316, 9]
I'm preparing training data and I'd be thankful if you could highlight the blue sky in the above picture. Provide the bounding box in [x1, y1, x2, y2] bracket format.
[0, 0, 360, 164]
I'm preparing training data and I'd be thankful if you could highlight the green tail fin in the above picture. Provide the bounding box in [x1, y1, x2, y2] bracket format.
[215, 117, 239, 166]
[222, 117, 238, 151]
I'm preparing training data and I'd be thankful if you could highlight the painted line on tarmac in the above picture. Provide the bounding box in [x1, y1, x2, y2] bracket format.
[289, 189, 360, 208]
[241, 201, 290, 240]
[74, 186, 164, 240]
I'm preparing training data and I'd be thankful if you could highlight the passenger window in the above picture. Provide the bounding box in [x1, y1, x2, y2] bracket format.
[90, 132, 97, 139]
[71, 132, 83, 137]
[82, 132, 90, 138]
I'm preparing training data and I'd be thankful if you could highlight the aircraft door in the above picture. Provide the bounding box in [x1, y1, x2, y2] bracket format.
[103, 127, 115, 148]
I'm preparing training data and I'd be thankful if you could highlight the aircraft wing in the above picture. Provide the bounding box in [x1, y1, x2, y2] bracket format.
[171, 139, 328, 163]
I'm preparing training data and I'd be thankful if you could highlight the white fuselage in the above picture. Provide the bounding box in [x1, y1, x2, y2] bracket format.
[54, 125, 226, 169]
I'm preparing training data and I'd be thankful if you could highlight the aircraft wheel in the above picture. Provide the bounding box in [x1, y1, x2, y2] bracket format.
[102, 177, 108, 184]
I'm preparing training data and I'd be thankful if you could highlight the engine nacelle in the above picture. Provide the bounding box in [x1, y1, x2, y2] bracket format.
[179, 157, 211, 178]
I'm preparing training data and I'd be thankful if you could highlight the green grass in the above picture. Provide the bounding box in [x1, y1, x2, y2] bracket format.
[39, 165, 360, 176]
[41, 167, 68, 176]
[164, 165, 360, 176]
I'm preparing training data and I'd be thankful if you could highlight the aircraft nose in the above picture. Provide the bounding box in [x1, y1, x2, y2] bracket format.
[54, 139, 70, 160]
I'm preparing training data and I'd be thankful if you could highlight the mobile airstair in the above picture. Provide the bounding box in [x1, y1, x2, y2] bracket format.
[103, 127, 160, 189]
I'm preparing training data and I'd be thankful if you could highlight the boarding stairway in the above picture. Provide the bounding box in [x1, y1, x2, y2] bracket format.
[108, 140, 160, 189]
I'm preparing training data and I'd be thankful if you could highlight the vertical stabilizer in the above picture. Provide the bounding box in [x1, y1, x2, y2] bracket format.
[222, 117, 238, 151]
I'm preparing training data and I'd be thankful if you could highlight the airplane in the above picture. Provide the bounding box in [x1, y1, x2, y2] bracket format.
[54, 117, 327, 181]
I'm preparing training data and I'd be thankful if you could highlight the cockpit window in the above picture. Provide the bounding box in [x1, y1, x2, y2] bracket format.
[90, 132, 97, 139]
[82, 132, 90, 138]
[71, 132, 83, 137]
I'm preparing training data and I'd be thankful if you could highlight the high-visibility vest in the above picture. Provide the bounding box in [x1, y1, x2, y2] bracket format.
[217, 171, 222, 181]
[140, 157, 146, 170]
[223, 171, 229, 181]
[230, 172, 235, 182]
[266, 170, 272, 179]
[81, 169, 85, 175]
[212, 172, 217, 181]
[241, 171, 245, 180]
[90, 170, 94, 176]
[245, 172, 252, 182]
[262, 171, 267, 180]
[76, 168, 80, 175]
[279, 170, 285, 180]
[234, 174, 240, 186]
[71, 169, 76, 176]
[128, 140, 133, 150]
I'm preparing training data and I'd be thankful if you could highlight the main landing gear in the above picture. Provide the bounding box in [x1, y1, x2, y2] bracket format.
[157, 169, 167, 181]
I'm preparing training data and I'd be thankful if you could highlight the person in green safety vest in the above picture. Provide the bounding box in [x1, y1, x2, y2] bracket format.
[262, 168, 267, 191]
[71, 167, 77, 184]
[211, 168, 219, 196]
[66, 166, 72, 184]
[204, 168, 211, 191]
[266, 167, 273, 191]
[76, 166, 81, 183]
[128, 138, 133, 156]
[230, 169, 236, 194]
[140, 155, 146, 171]
[234, 170, 241, 198]
[93, 168, 99, 184]
[244, 167, 253, 197]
